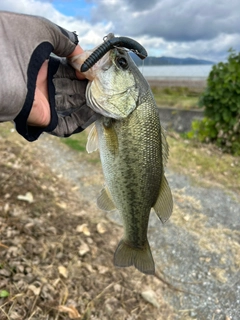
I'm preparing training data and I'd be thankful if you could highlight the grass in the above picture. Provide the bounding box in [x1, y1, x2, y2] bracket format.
[58, 122, 240, 197]
[61, 137, 86, 152]
[57, 119, 240, 197]
[151, 86, 203, 110]
[167, 133, 240, 195]
[60, 128, 89, 152]
[1, 119, 239, 197]
[61, 127, 101, 164]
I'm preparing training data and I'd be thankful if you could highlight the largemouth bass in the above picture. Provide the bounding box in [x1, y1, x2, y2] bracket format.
[80, 42, 173, 275]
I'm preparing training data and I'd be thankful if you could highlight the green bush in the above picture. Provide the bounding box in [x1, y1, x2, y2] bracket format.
[189, 49, 240, 155]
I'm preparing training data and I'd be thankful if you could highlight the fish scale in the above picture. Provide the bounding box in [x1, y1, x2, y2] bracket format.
[86, 46, 173, 275]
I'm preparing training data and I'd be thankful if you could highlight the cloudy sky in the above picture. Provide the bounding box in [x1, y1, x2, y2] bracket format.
[1, 0, 240, 62]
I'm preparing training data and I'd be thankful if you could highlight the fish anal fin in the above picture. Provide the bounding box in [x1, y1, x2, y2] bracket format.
[114, 239, 155, 275]
[153, 175, 173, 223]
[86, 124, 99, 153]
[97, 186, 116, 212]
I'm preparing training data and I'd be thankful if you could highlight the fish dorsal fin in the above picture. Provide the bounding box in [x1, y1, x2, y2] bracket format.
[153, 175, 173, 223]
[86, 124, 99, 153]
[97, 186, 116, 212]
[161, 126, 169, 168]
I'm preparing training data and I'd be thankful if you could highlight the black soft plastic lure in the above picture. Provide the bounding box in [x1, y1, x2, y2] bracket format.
[80, 33, 148, 72]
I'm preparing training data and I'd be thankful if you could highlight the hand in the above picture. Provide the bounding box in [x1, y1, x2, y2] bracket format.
[26, 46, 90, 129]
[27, 60, 50, 127]
[49, 54, 98, 137]
[0, 11, 96, 141]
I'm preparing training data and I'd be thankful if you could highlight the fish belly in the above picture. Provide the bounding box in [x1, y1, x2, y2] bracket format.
[96, 100, 163, 274]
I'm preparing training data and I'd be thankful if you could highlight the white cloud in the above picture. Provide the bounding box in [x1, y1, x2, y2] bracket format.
[1, 0, 240, 61]
[139, 33, 240, 62]
[0, 0, 55, 17]
[89, 0, 240, 61]
[0, 0, 112, 49]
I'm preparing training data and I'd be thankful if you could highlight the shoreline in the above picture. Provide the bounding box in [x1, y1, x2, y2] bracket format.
[146, 77, 207, 90]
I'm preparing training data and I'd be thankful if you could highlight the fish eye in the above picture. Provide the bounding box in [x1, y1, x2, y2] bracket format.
[116, 57, 128, 70]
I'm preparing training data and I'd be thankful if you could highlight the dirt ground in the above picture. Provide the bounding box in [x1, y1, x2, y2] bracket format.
[0, 123, 176, 320]
[0, 115, 240, 320]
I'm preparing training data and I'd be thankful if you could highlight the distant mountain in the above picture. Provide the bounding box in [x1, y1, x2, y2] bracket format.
[130, 53, 214, 66]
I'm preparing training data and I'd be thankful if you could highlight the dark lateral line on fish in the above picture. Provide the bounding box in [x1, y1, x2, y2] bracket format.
[81, 36, 148, 72]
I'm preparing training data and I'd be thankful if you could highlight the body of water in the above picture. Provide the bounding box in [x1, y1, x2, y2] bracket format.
[139, 65, 213, 79]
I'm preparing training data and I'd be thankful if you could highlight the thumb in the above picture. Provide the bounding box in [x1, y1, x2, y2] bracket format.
[67, 45, 86, 80]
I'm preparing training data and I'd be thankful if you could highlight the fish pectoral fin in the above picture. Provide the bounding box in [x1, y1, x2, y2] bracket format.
[86, 124, 99, 153]
[153, 175, 173, 223]
[97, 186, 116, 212]
[114, 239, 155, 275]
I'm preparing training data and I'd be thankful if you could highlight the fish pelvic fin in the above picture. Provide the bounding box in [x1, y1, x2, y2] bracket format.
[86, 124, 99, 153]
[153, 175, 173, 223]
[97, 186, 116, 211]
[114, 239, 155, 275]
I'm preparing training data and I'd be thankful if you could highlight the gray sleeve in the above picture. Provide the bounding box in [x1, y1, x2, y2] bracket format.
[0, 11, 78, 123]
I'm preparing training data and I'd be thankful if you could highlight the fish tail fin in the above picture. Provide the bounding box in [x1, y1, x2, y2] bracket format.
[114, 239, 155, 275]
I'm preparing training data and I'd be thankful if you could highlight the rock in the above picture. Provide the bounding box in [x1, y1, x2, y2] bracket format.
[28, 284, 41, 296]
[76, 223, 91, 236]
[58, 265, 68, 278]
[78, 242, 90, 256]
[141, 290, 160, 308]
[17, 192, 34, 203]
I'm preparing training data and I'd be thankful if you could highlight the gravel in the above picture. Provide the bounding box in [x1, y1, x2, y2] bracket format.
[37, 134, 240, 320]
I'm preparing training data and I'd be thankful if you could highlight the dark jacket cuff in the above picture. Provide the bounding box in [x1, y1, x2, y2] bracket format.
[14, 45, 59, 142]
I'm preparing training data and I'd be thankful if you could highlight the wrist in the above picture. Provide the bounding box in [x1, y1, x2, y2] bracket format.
[27, 61, 50, 127]
[27, 88, 51, 127]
